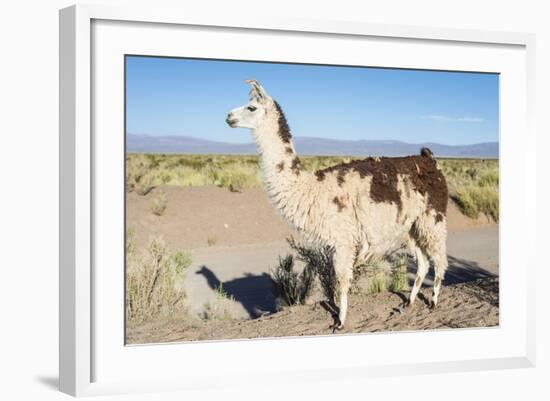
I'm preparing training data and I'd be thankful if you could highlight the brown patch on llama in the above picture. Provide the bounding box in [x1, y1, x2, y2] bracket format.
[291, 157, 301, 175]
[315, 170, 326, 181]
[273, 101, 292, 144]
[336, 172, 346, 186]
[314, 148, 448, 215]
[333, 196, 347, 212]
[276, 161, 285, 172]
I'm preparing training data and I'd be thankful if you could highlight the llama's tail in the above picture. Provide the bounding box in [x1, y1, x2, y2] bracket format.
[420, 147, 434, 158]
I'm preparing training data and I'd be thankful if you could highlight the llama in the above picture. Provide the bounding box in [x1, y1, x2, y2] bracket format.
[226, 80, 448, 330]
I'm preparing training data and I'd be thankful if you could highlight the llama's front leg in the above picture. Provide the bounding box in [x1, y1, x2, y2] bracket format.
[331, 249, 354, 331]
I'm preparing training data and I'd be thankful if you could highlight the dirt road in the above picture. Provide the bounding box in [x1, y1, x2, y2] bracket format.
[185, 226, 498, 319]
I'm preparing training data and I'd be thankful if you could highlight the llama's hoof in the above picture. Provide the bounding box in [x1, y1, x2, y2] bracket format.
[329, 322, 344, 333]
[399, 301, 412, 310]
[429, 301, 437, 310]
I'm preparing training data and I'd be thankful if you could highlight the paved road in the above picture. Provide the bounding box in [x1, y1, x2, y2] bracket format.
[185, 226, 499, 319]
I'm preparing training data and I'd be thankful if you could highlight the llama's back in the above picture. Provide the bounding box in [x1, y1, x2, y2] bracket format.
[316, 148, 447, 215]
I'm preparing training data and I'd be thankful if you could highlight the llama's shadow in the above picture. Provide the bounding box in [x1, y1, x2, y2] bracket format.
[196, 266, 278, 318]
[390, 290, 431, 308]
[406, 254, 497, 286]
[195, 255, 496, 320]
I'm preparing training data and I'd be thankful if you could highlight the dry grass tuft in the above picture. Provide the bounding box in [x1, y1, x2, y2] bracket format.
[126, 232, 192, 324]
[453, 186, 499, 222]
[438, 159, 499, 222]
[150, 190, 167, 216]
[207, 235, 217, 247]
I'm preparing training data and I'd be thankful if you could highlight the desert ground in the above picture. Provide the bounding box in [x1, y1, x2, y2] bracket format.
[126, 181, 499, 344]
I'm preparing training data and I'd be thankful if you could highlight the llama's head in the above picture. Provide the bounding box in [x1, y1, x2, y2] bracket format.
[226, 79, 274, 129]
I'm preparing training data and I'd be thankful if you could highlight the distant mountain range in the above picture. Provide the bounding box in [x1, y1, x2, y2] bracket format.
[127, 133, 499, 158]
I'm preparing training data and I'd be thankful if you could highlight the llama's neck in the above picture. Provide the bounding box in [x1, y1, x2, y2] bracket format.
[252, 102, 314, 225]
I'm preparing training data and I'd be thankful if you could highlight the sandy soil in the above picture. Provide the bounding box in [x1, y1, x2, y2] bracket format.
[126, 185, 495, 251]
[127, 277, 499, 344]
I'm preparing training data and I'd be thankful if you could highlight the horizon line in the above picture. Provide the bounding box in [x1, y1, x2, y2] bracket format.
[126, 150, 499, 160]
[126, 132, 499, 147]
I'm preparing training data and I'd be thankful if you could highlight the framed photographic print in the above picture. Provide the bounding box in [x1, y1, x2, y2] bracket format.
[59, 4, 536, 397]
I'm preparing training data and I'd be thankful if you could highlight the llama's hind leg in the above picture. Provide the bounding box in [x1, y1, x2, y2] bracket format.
[429, 247, 448, 308]
[408, 214, 448, 309]
[418, 217, 448, 309]
[330, 248, 354, 331]
[405, 246, 429, 307]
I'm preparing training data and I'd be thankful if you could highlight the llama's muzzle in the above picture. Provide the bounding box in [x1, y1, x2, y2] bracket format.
[226, 113, 238, 127]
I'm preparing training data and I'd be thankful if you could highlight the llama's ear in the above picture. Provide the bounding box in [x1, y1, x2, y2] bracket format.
[245, 79, 269, 101]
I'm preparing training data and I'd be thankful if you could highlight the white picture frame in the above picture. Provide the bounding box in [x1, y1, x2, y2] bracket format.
[59, 4, 536, 397]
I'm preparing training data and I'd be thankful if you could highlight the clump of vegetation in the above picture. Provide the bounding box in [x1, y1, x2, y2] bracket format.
[172, 250, 193, 275]
[215, 163, 259, 192]
[357, 252, 410, 294]
[126, 232, 192, 324]
[453, 186, 499, 222]
[350, 256, 377, 295]
[389, 253, 409, 293]
[126, 153, 262, 191]
[367, 270, 388, 294]
[438, 158, 499, 222]
[201, 284, 240, 321]
[353, 252, 409, 295]
[270, 254, 315, 306]
[134, 174, 155, 196]
[207, 235, 217, 247]
[126, 154, 155, 195]
[286, 237, 336, 302]
[150, 190, 167, 216]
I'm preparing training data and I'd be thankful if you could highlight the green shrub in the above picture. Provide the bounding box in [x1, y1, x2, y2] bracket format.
[389, 254, 409, 292]
[367, 272, 388, 294]
[172, 251, 192, 275]
[287, 237, 336, 302]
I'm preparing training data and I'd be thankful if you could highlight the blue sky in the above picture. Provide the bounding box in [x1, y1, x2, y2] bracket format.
[126, 56, 499, 146]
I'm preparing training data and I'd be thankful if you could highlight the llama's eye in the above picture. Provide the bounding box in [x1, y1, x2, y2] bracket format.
[247, 106, 257, 112]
